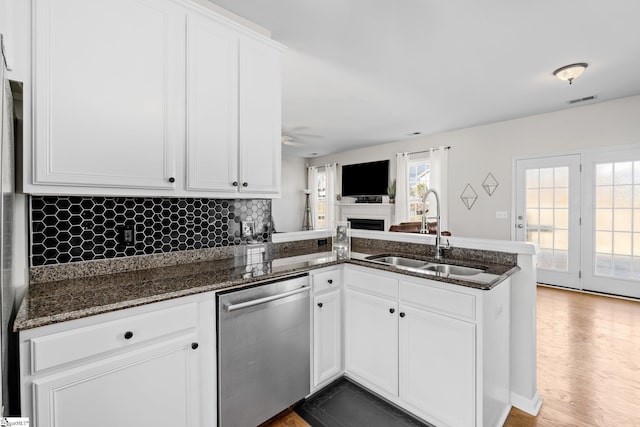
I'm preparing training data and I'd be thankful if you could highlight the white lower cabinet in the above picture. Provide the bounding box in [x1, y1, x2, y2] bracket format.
[313, 290, 342, 388]
[344, 265, 511, 427]
[19, 294, 216, 427]
[399, 304, 475, 427]
[311, 267, 343, 391]
[344, 288, 398, 396]
[20, 265, 510, 427]
[32, 336, 198, 427]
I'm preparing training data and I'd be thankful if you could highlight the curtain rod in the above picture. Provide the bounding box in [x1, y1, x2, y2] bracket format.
[406, 146, 451, 156]
[307, 163, 339, 169]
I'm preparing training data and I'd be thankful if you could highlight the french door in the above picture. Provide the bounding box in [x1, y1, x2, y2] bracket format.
[515, 155, 581, 288]
[516, 147, 640, 299]
[582, 148, 640, 298]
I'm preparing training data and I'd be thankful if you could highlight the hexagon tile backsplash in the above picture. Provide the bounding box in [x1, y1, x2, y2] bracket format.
[30, 196, 272, 266]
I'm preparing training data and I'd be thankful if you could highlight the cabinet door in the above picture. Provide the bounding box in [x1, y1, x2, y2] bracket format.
[399, 305, 476, 427]
[185, 12, 239, 193]
[313, 290, 342, 388]
[344, 289, 398, 397]
[32, 0, 184, 189]
[32, 336, 199, 427]
[238, 36, 281, 194]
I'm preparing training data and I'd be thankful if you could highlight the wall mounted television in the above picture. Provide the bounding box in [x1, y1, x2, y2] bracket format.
[341, 160, 389, 196]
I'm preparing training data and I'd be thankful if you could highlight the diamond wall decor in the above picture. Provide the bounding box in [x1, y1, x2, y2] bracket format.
[482, 172, 499, 196]
[460, 184, 478, 210]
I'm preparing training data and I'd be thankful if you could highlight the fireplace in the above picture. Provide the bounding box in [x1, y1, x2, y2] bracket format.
[347, 218, 385, 231]
[340, 203, 394, 231]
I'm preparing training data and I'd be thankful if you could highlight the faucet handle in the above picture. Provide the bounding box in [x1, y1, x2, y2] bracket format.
[437, 239, 452, 258]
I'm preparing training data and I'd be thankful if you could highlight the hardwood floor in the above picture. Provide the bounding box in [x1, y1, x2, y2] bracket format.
[504, 286, 640, 427]
[261, 411, 309, 427]
[267, 286, 640, 427]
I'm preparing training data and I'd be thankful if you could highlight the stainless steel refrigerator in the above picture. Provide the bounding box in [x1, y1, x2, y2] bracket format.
[0, 33, 16, 416]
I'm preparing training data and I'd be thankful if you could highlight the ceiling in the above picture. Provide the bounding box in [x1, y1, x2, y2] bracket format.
[209, 0, 640, 158]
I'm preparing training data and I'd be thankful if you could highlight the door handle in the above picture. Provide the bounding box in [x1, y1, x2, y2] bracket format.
[517, 224, 524, 229]
[224, 286, 310, 312]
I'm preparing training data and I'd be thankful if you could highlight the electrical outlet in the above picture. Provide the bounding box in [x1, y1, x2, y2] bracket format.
[241, 221, 256, 237]
[117, 224, 136, 246]
[496, 211, 508, 219]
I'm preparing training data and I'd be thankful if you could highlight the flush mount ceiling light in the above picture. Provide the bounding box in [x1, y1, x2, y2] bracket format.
[553, 63, 588, 85]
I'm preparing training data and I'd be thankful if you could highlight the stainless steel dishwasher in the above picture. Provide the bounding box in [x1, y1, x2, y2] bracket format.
[217, 273, 310, 427]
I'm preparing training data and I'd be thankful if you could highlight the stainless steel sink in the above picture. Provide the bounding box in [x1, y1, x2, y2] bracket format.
[365, 255, 486, 277]
[369, 256, 428, 269]
[420, 263, 485, 276]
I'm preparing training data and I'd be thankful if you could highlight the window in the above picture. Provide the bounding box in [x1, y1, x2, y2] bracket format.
[316, 169, 327, 229]
[408, 159, 430, 222]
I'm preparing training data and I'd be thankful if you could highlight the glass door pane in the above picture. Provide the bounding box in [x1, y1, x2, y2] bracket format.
[515, 155, 581, 288]
[525, 167, 570, 272]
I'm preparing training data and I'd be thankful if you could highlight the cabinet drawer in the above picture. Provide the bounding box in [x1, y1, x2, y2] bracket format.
[30, 303, 197, 374]
[346, 268, 398, 299]
[313, 269, 342, 293]
[400, 281, 475, 321]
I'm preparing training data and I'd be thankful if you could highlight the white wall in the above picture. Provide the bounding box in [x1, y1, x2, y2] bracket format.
[309, 95, 640, 240]
[272, 155, 306, 232]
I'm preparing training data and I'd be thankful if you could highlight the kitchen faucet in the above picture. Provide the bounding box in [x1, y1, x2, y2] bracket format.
[420, 188, 450, 259]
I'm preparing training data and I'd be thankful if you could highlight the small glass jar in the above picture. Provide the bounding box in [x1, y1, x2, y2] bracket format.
[332, 221, 351, 259]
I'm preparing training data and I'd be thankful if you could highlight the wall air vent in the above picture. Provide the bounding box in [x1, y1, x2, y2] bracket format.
[567, 95, 597, 105]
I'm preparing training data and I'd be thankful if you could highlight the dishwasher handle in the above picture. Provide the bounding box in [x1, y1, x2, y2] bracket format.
[224, 286, 310, 312]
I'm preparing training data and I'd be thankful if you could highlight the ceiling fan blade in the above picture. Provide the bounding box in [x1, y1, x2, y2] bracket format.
[282, 140, 306, 147]
[293, 133, 323, 138]
[288, 125, 311, 132]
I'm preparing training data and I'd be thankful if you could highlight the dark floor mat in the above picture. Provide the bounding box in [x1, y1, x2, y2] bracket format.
[295, 378, 433, 427]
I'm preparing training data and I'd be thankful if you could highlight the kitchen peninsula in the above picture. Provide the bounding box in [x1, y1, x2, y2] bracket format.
[15, 230, 538, 427]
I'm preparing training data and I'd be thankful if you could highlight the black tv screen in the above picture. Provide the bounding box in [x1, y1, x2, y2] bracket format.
[341, 160, 389, 196]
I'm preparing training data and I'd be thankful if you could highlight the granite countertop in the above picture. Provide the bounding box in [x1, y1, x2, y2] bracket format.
[14, 243, 519, 332]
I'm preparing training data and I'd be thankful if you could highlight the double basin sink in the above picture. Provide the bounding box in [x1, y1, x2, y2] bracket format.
[365, 255, 486, 277]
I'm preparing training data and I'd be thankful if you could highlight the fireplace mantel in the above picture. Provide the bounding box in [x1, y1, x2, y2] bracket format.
[339, 203, 395, 231]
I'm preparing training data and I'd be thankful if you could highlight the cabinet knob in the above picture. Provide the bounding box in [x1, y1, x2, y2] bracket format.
[242, 182, 248, 187]
[168, 177, 175, 183]
[389, 308, 395, 314]
[124, 331, 133, 340]
[317, 302, 323, 308]
[232, 181, 238, 187]
[327, 279, 333, 284]
[191, 342, 199, 350]
[399, 312, 406, 318]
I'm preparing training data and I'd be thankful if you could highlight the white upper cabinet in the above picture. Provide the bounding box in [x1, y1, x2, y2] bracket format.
[26, 0, 284, 197]
[238, 36, 282, 194]
[185, 12, 239, 193]
[185, 12, 283, 196]
[32, 0, 184, 191]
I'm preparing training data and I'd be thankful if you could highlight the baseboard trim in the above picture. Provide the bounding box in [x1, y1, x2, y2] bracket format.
[511, 391, 542, 415]
[496, 404, 512, 426]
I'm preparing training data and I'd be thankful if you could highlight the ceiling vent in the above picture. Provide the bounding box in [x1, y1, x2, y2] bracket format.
[567, 95, 597, 105]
